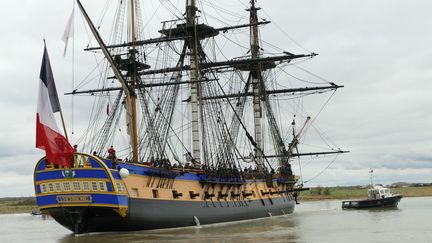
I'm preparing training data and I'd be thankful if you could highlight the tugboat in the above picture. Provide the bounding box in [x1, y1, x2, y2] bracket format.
[342, 170, 402, 209]
[33, 0, 347, 233]
[342, 185, 403, 209]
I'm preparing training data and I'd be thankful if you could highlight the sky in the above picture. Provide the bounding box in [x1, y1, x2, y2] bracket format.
[0, 0, 431, 197]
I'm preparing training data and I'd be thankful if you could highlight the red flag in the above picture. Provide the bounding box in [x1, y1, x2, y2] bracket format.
[36, 45, 74, 167]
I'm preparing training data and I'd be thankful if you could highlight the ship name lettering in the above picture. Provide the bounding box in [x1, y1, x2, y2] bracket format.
[56, 195, 92, 203]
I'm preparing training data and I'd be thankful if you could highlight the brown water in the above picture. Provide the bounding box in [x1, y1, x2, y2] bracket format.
[1, 197, 431, 243]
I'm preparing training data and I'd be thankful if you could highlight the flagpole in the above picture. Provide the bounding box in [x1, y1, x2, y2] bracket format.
[44, 40, 70, 141]
[71, 1, 75, 142]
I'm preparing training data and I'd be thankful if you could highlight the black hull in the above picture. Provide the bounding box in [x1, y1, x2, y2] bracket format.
[45, 197, 295, 233]
[342, 195, 402, 209]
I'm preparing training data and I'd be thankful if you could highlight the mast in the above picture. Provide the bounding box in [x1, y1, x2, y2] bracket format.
[186, 0, 202, 164]
[129, 0, 139, 162]
[249, 0, 265, 170]
[76, 0, 140, 161]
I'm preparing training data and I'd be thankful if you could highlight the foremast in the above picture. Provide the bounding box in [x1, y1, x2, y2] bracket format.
[77, 0, 143, 162]
[129, 0, 139, 162]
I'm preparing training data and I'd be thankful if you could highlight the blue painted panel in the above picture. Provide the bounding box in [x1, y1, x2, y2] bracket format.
[35, 185, 41, 194]
[88, 158, 103, 168]
[111, 163, 257, 183]
[111, 171, 121, 180]
[35, 170, 109, 182]
[106, 182, 113, 192]
[118, 163, 203, 181]
[36, 160, 46, 171]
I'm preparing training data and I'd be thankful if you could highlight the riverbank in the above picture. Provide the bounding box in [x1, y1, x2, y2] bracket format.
[298, 185, 432, 201]
[0, 197, 38, 214]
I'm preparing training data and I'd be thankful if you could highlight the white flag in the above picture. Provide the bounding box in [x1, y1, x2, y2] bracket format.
[62, 10, 74, 56]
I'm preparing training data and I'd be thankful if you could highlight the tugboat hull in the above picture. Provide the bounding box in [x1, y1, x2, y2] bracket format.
[342, 195, 403, 209]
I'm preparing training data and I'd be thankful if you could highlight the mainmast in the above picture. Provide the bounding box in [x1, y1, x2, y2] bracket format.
[249, 0, 265, 170]
[186, 0, 202, 164]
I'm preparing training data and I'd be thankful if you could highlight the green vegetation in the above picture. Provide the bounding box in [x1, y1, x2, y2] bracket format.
[299, 185, 432, 201]
[0, 197, 38, 214]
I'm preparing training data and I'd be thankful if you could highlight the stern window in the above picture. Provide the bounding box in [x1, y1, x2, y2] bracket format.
[73, 182, 81, 191]
[48, 183, 54, 192]
[82, 182, 90, 191]
[91, 182, 98, 191]
[116, 182, 126, 192]
[98, 182, 106, 191]
[40, 184, 47, 193]
[54, 182, 62, 192]
[63, 182, 71, 191]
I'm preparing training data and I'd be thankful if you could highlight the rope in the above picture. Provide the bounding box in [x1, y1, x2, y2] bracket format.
[303, 154, 339, 184]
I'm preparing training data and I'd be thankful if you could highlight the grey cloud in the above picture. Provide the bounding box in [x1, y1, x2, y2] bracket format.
[1, 0, 432, 196]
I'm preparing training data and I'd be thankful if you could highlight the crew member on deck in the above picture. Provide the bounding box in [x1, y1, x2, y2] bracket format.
[72, 145, 78, 168]
[92, 151, 100, 158]
[108, 146, 116, 159]
[107, 145, 117, 168]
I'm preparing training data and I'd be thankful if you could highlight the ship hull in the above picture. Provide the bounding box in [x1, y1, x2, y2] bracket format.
[45, 196, 295, 233]
[35, 154, 298, 234]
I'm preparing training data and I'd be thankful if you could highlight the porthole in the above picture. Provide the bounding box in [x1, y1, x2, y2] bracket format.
[152, 189, 159, 198]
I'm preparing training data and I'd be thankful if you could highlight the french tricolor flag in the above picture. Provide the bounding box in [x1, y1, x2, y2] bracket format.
[36, 45, 74, 167]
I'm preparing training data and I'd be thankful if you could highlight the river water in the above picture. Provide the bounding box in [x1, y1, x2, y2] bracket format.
[1, 197, 431, 243]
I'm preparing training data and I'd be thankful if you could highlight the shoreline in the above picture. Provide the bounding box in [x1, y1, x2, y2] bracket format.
[298, 185, 432, 201]
[299, 194, 432, 202]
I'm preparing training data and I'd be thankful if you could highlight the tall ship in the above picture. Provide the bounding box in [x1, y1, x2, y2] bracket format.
[34, 0, 346, 233]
